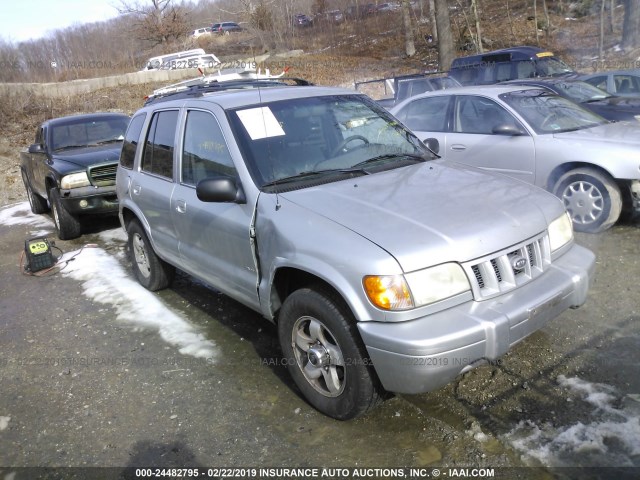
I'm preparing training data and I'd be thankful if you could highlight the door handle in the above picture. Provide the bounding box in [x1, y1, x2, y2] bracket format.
[451, 144, 467, 151]
[132, 184, 141, 195]
[176, 199, 186, 214]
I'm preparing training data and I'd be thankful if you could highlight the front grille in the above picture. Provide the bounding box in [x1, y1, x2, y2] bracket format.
[464, 233, 551, 301]
[88, 162, 118, 186]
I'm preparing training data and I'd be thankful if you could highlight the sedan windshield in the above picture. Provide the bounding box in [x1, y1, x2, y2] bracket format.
[553, 81, 611, 102]
[500, 90, 608, 134]
[229, 95, 432, 190]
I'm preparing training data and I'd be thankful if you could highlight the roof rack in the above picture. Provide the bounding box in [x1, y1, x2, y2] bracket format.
[144, 67, 313, 104]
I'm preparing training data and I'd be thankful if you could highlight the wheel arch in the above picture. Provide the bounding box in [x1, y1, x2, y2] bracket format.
[269, 267, 361, 326]
[546, 162, 616, 192]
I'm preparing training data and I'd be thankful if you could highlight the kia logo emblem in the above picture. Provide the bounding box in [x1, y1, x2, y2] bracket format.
[511, 256, 527, 270]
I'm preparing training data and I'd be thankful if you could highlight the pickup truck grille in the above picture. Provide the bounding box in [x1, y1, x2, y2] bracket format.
[88, 163, 118, 186]
[464, 233, 551, 301]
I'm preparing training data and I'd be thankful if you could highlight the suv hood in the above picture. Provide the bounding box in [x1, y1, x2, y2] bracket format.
[282, 161, 563, 271]
[552, 122, 640, 146]
[51, 143, 122, 169]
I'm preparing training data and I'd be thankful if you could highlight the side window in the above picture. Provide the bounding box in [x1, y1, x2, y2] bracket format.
[141, 110, 178, 179]
[454, 96, 520, 134]
[585, 75, 607, 91]
[613, 75, 640, 95]
[495, 63, 512, 82]
[516, 61, 535, 79]
[399, 96, 450, 132]
[181, 110, 236, 186]
[120, 113, 146, 170]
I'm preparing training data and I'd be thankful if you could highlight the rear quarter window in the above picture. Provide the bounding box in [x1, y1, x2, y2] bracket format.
[120, 113, 146, 170]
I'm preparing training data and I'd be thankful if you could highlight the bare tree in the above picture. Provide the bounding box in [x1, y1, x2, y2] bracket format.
[622, 0, 640, 50]
[434, 0, 455, 70]
[428, 0, 437, 42]
[117, 0, 189, 48]
[402, 0, 416, 57]
[471, 0, 483, 52]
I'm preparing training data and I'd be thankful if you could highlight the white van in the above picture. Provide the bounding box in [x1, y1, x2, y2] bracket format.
[141, 49, 210, 71]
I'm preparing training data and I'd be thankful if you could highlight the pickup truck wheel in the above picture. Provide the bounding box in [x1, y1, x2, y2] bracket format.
[126, 220, 175, 291]
[553, 168, 622, 233]
[278, 286, 383, 420]
[48, 189, 82, 239]
[21, 170, 49, 214]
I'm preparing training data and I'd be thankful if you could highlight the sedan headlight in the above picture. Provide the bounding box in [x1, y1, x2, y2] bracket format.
[363, 263, 470, 311]
[61, 172, 91, 189]
[548, 211, 574, 252]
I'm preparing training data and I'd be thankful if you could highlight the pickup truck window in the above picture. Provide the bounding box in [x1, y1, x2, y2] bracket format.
[181, 110, 236, 185]
[142, 110, 179, 179]
[51, 117, 129, 151]
[120, 113, 147, 170]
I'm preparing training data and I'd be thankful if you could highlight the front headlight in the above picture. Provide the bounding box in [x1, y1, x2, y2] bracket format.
[61, 172, 91, 189]
[548, 211, 573, 252]
[363, 263, 470, 311]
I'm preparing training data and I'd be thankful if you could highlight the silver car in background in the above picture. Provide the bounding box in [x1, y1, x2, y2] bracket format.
[391, 85, 640, 232]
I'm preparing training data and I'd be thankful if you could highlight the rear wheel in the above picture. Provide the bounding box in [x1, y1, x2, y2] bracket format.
[49, 188, 82, 239]
[21, 170, 49, 214]
[278, 286, 384, 420]
[126, 220, 175, 291]
[553, 168, 622, 233]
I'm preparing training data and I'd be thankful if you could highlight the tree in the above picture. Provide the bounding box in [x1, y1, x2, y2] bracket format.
[434, 0, 455, 70]
[117, 0, 189, 47]
[401, 0, 416, 57]
[622, 0, 640, 50]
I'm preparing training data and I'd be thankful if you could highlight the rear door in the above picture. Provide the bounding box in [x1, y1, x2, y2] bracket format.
[393, 94, 452, 154]
[133, 109, 180, 263]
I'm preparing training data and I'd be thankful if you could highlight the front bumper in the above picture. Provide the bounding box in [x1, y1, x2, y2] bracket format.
[59, 185, 118, 216]
[358, 243, 595, 394]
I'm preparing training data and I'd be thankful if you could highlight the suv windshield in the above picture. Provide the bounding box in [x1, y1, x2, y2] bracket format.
[51, 116, 128, 151]
[228, 95, 431, 189]
[500, 90, 607, 134]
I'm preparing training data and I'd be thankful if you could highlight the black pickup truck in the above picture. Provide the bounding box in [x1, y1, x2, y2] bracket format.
[20, 112, 130, 239]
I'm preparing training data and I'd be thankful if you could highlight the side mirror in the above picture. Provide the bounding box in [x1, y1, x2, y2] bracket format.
[423, 137, 440, 154]
[28, 143, 45, 154]
[492, 124, 525, 136]
[196, 176, 245, 204]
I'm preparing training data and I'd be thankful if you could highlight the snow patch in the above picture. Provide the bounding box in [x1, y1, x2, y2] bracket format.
[505, 376, 640, 467]
[0, 202, 52, 229]
[0, 416, 10, 431]
[60, 247, 217, 360]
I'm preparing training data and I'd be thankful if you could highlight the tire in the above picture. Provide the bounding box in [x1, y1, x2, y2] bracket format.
[126, 220, 175, 291]
[553, 168, 622, 233]
[21, 170, 49, 214]
[278, 286, 384, 420]
[48, 188, 82, 240]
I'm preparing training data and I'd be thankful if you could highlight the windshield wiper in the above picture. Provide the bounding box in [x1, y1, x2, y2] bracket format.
[262, 168, 369, 188]
[352, 153, 428, 168]
[54, 144, 90, 151]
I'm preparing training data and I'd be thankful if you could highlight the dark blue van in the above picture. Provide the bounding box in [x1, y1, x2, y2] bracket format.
[448, 46, 575, 86]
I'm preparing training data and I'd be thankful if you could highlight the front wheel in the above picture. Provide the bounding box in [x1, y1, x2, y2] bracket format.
[49, 188, 82, 239]
[278, 286, 384, 420]
[126, 220, 175, 291]
[553, 168, 622, 233]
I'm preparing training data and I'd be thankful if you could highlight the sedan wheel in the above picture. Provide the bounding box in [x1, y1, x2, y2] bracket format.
[554, 168, 622, 233]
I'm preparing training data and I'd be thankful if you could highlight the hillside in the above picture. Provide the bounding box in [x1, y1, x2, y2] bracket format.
[1, 0, 638, 205]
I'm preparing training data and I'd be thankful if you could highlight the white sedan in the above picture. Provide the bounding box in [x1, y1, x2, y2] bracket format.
[391, 85, 640, 232]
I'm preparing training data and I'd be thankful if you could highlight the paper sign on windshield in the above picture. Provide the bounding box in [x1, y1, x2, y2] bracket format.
[237, 107, 285, 140]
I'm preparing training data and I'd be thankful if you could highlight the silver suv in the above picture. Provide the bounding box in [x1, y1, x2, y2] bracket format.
[116, 77, 595, 419]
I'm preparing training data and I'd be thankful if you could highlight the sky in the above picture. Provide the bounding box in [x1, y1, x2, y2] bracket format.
[1, 0, 121, 43]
